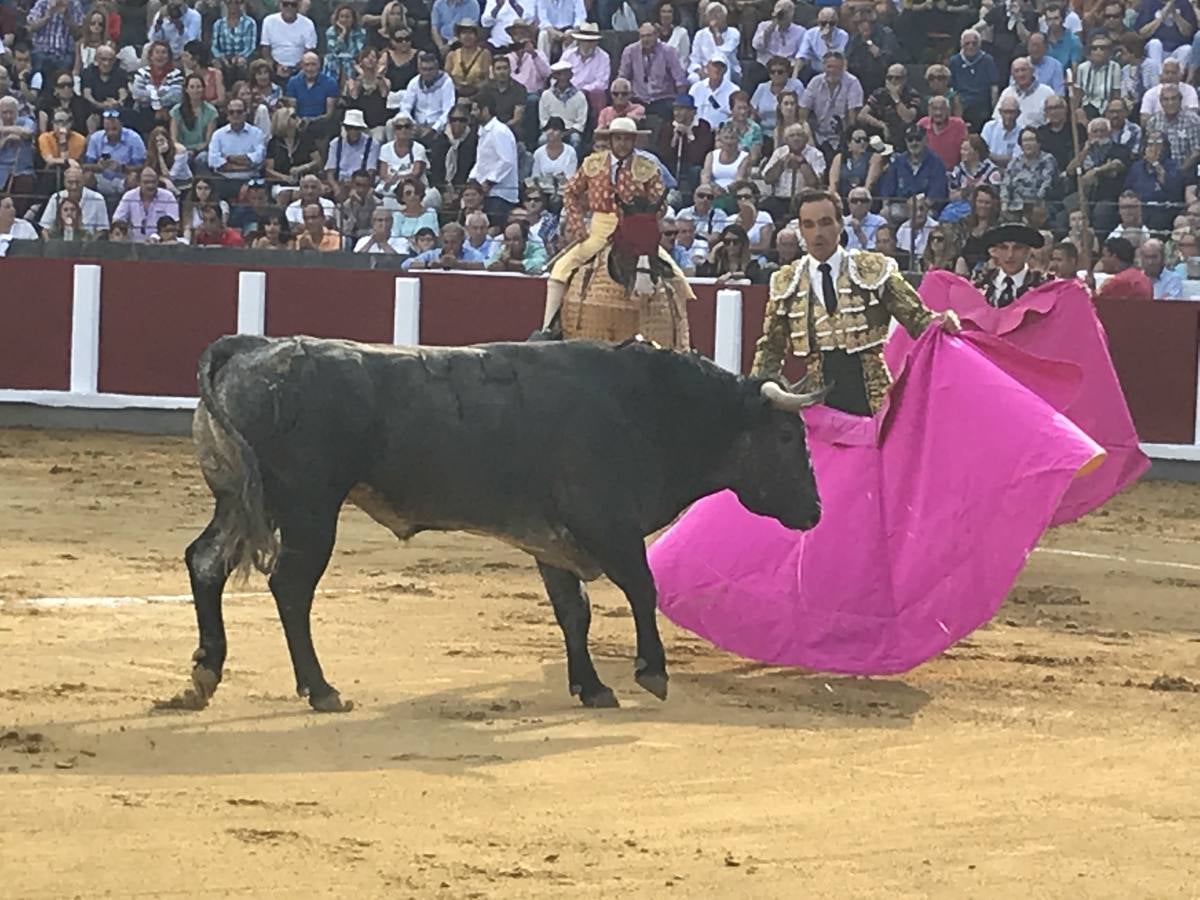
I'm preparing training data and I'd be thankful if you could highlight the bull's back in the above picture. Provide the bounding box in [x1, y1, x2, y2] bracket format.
[361, 342, 633, 525]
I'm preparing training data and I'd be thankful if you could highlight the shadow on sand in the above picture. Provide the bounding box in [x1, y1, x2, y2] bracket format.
[5, 658, 931, 779]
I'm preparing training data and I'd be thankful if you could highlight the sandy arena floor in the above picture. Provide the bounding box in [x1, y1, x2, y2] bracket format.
[0, 427, 1198, 899]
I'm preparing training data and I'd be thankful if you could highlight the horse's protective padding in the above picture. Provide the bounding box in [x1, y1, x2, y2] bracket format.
[561, 245, 691, 349]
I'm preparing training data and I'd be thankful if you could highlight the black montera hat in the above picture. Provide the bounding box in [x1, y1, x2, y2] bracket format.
[981, 223, 1045, 250]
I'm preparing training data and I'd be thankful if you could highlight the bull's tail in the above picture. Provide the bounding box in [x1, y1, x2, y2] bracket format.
[198, 335, 279, 582]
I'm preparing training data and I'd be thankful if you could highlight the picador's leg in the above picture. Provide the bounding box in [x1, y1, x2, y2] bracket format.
[268, 500, 351, 712]
[537, 561, 617, 708]
[544, 278, 568, 329]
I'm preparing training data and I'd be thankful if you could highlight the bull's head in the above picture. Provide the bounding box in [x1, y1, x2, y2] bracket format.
[729, 377, 829, 531]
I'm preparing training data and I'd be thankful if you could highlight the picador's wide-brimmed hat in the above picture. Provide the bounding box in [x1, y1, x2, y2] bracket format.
[981, 223, 1045, 250]
[595, 116, 651, 135]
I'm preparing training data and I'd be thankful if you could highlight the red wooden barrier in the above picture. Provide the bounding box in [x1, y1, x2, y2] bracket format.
[416, 272, 543, 345]
[265, 267, 395, 343]
[98, 260, 238, 396]
[2, 257, 1198, 447]
[0, 258, 73, 390]
[1095, 297, 1200, 445]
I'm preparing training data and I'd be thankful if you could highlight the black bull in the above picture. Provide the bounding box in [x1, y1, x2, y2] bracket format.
[168, 334, 824, 713]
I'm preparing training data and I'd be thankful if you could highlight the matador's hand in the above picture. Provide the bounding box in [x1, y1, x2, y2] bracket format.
[936, 310, 962, 333]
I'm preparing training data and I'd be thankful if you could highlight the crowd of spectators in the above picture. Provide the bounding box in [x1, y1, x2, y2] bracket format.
[0, 0, 1198, 296]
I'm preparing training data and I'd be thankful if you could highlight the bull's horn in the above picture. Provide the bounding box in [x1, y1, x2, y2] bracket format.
[786, 373, 814, 394]
[761, 380, 831, 411]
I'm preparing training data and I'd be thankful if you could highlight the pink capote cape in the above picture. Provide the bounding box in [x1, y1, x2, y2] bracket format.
[647, 329, 1104, 675]
[885, 273, 1149, 525]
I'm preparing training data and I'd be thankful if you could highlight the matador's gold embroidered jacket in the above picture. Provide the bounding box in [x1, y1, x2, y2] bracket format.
[751, 250, 934, 412]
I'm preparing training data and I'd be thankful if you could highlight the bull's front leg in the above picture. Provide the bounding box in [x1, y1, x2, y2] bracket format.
[595, 543, 668, 702]
[537, 561, 618, 708]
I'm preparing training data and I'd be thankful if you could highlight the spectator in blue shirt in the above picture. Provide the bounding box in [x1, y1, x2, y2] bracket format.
[1140, 238, 1185, 298]
[1134, 0, 1196, 70]
[285, 51, 339, 135]
[403, 221, 488, 268]
[84, 109, 147, 198]
[0, 96, 35, 211]
[431, 0, 482, 57]
[1043, 5, 1084, 70]
[1124, 131, 1184, 231]
[878, 124, 948, 219]
[949, 29, 1000, 132]
[1024, 33, 1065, 96]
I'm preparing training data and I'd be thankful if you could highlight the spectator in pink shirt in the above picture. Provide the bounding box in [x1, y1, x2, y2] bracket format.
[505, 20, 549, 93]
[596, 78, 645, 131]
[918, 95, 970, 170]
[560, 23, 610, 126]
[111, 166, 181, 243]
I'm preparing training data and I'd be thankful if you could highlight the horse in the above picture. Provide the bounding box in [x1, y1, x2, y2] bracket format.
[553, 197, 693, 349]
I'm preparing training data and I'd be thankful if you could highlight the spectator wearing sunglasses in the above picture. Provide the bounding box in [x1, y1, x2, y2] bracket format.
[750, 57, 803, 136]
[842, 187, 886, 250]
[745, 0, 804, 94]
[677, 184, 728, 241]
[697, 222, 767, 283]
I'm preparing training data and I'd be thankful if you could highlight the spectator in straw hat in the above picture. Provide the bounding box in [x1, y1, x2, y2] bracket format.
[505, 19, 550, 94]
[324, 109, 380, 199]
[445, 19, 493, 97]
[431, 0, 483, 56]
[560, 22, 610, 122]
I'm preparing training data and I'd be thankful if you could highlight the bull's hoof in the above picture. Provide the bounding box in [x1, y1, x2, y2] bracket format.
[635, 671, 669, 701]
[151, 665, 220, 712]
[309, 689, 354, 713]
[580, 687, 620, 709]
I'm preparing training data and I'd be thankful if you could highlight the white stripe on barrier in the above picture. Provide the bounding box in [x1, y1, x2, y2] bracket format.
[69, 264, 101, 395]
[713, 288, 743, 374]
[393, 277, 421, 346]
[237, 271, 267, 335]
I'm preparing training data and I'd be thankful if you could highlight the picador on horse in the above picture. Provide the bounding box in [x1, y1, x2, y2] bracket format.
[540, 116, 695, 348]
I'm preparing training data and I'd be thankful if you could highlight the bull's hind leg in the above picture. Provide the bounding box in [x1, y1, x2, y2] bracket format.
[269, 504, 352, 712]
[157, 504, 233, 710]
[537, 562, 617, 708]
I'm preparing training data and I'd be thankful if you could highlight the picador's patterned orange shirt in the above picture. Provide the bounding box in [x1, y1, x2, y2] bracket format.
[562, 150, 665, 238]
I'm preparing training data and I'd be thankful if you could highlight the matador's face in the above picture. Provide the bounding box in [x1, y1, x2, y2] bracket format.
[992, 241, 1031, 275]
